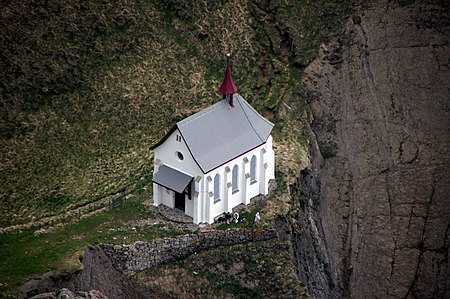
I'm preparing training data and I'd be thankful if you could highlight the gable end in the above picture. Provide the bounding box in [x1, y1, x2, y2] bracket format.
[150, 125, 177, 150]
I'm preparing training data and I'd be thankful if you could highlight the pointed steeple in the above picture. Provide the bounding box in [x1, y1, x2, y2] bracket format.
[219, 53, 238, 107]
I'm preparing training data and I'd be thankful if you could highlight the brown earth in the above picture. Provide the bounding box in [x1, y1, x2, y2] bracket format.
[133, 239, 308, 299]
[20, 239, 307, 299]
[19, 245, 177, 298]
[290, 0, 450, 298]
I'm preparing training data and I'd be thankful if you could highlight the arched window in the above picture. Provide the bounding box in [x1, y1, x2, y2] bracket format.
[214, 174, 220, 203]
[250, 155, 257, 183]
[232, 165, 239, 193]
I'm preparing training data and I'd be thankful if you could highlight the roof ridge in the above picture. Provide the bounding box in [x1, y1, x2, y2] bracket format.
[238, 95, 274, 127]
[164, 93, 274, 173]
[235, 95, 265, 142]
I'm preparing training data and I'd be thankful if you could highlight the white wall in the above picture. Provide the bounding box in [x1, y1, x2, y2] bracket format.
[153, 129, 275, 225]
[158, 185, 174, 208]
[153, 128, 203, 215]
[185, 193, 193, 217]
[201, 137, 275, 224]
[266, 135, 275, 181]
[153, 129, 202, 176]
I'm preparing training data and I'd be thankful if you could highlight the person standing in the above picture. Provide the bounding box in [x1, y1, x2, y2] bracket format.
[254, 211, 260, 224]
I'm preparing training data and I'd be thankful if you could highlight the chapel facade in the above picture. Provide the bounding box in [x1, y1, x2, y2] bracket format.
[151, 58, 275, 224]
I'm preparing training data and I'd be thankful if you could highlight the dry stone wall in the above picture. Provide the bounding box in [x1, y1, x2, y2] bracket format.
[100, 228, 277, 275]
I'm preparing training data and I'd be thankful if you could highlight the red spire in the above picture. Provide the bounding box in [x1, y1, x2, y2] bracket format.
[218, 60, 238, 95]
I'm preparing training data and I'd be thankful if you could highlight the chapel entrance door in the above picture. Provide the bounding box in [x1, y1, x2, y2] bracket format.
[175, 192, 185, 211]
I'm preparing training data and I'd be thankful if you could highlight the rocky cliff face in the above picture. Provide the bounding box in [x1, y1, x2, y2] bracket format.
[19, 246, 166, 298]
[291, 0, 449, 298]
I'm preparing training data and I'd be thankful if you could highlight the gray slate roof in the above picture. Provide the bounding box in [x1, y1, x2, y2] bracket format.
[153, 164, 193, 193]
[177, 94, 274, 173]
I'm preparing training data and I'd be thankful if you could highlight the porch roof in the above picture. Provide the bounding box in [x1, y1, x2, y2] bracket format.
[153, 164, 193, 194]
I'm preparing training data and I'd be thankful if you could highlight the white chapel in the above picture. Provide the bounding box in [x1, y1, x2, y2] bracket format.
[151, 58, 275, 224]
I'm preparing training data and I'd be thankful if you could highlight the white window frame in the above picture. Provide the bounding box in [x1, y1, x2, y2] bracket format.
[250, 155, 257, 184]
[232, 164, 239, 193]
[214, 174, 221, 203]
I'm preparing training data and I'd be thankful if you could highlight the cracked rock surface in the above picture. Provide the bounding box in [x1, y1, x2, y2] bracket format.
[291, 0, 449, 298]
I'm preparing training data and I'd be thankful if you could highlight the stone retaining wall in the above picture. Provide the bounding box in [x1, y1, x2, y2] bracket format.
[100, 228, 277, 275]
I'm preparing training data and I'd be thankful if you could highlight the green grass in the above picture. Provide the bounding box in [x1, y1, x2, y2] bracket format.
[0, 190, 186, 295]
[198, 270, 259, 299]
[0, 0, 351, 227]
[0, 0, 353, 295]
[139, 239, 309, 298]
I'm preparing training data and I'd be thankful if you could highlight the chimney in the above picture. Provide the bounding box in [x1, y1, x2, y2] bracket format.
[218, 53, 238, 107]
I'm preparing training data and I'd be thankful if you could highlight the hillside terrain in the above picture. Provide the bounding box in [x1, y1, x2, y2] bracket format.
[21, 239, 308, 299]
[3, 0, 447, 298]
[291, 0, 450, 298]
[0, 0, 349, 228]
[1, 0, 351, 296]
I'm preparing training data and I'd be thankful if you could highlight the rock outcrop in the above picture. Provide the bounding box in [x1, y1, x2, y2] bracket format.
[19, 246, 164, 298]
[29, 288, 109, 299]
[101, 228, 277, 275]
[291, 0, 449, 298]
[20, 229, 278, 298]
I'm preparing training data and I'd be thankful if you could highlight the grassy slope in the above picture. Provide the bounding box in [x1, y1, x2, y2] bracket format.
[134, 239, 309, 298]
[0, 189, 188, 294]
[0, 0, 351, 295]
[0, 0, 351, 227]
[1, 1, 210, 226]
